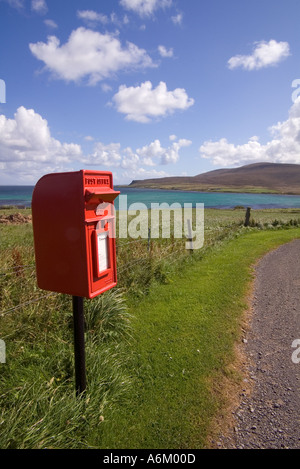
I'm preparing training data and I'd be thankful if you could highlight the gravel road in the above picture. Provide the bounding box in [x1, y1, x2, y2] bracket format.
[216, 239, 300, 449]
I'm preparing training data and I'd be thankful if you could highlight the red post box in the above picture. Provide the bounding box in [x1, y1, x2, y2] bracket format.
[32, 170, 120, 299]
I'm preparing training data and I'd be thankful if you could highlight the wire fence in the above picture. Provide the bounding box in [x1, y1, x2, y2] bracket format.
[0, 293, 56, 317]
[2, 207, 299, 319]
[0, 232, 193, 318]
[0, 263, 36, 277]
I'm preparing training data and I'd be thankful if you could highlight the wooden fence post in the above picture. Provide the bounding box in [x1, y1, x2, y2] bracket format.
[244, 207, 251, 227]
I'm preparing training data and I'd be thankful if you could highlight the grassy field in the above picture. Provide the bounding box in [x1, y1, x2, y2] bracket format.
[0, 207, 300, 448]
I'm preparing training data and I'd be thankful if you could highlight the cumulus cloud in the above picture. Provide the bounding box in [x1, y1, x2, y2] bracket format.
[29, 27, 155, 85]
[1, 0, 24, 9]
[199, 98, 300, 166]
[0, 107, 82, 181]
[158, 45, 173, 58]
[0, 106, 190, 183]
[171, 13, 183, 25]
[112, 81, 194, 122]
[136, 138, 192, 165]
[76, 10, 129, 28]
[44, 19, 58, 29]
[121, 167, 170, 182]
[77, 10, 109, 25]
[31, 0, 47, 14]
[81, 136, 191, 169]
[85, 142, 122, 167]
[120, 0, 172, 17]
[228, 39, 290, 71]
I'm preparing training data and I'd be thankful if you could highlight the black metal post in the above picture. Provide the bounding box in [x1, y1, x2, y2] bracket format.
[72, 296, 86, 396]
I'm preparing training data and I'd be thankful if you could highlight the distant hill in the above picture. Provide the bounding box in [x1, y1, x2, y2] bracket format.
[128, 163, 300, 195]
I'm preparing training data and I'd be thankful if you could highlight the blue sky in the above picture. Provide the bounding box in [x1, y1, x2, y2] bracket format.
[0, 0, 300, 185]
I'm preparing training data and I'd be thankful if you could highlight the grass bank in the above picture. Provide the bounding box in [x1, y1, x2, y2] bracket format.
[95, 228, 300, 449]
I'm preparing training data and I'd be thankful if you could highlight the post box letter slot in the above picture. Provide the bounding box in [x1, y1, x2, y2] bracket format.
[94, 231, 110, 276]
[85, 189, 120, 204]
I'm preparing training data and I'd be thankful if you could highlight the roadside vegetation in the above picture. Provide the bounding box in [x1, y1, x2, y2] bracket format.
[0, 206, 300, 448]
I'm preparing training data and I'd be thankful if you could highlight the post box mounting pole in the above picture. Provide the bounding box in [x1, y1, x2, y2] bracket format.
[72, 296, 86, 396]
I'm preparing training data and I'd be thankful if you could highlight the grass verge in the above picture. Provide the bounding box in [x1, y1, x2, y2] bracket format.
[1, 210, 300, 448]
[94, 227, 300, 449]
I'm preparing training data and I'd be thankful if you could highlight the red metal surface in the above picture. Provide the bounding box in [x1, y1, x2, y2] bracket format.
[32, 170, 120, 299]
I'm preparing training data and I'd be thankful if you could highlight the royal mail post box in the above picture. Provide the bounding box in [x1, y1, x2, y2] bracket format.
[32, 170, 120, 299]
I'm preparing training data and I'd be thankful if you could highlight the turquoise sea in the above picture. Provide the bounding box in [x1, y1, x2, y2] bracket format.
[1, 185, 300, 210]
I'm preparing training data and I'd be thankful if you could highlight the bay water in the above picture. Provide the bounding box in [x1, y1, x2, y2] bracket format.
[1, 185, 300, 210]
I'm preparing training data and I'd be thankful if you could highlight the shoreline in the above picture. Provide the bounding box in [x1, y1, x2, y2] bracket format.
[117, 185, 300, 196]
[1, 187, 300, 211]
[1, 204, 300, 212]
[0, 203, 31, 209]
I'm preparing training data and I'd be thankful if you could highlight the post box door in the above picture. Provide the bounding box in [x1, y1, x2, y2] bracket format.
[95, 230, 110, 275]
[86, 213, 117, 297]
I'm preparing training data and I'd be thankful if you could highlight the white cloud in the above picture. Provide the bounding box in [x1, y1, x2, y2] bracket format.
[136, 138, 192, 165]
[77, 10, 108, 25]
[101, 83, 113, 93]
[0, 106, 82, 161]
[110, 11, 130, 27]
[0, 107, 82, 182]
[171, 12, 183, 25]
[199, 98, 300, 166]
[44, 19, 58, 29]
[120, 147, 140, 169]
[31, 0, 47, 15]
[80, 136, 191, 169]
[77, 10, 129, 28]
[0, 106, 190, 184]
[136, 139, 164, 164]
[228, 39, 290, 71]
[29, 27, 155, 85]
[121, 167, 170, 182]
[158, 45, 173, 58]
[161, 139, 192, 164]
[112, 81, 194, 123]
[120, 0, 172, 17]
[2, 0, 24, 9]
[85, 142, 122, 167]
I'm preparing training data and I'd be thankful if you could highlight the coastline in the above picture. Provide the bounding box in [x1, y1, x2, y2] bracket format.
[121, 185, 300, 196]
[1, 185, 300, 211]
